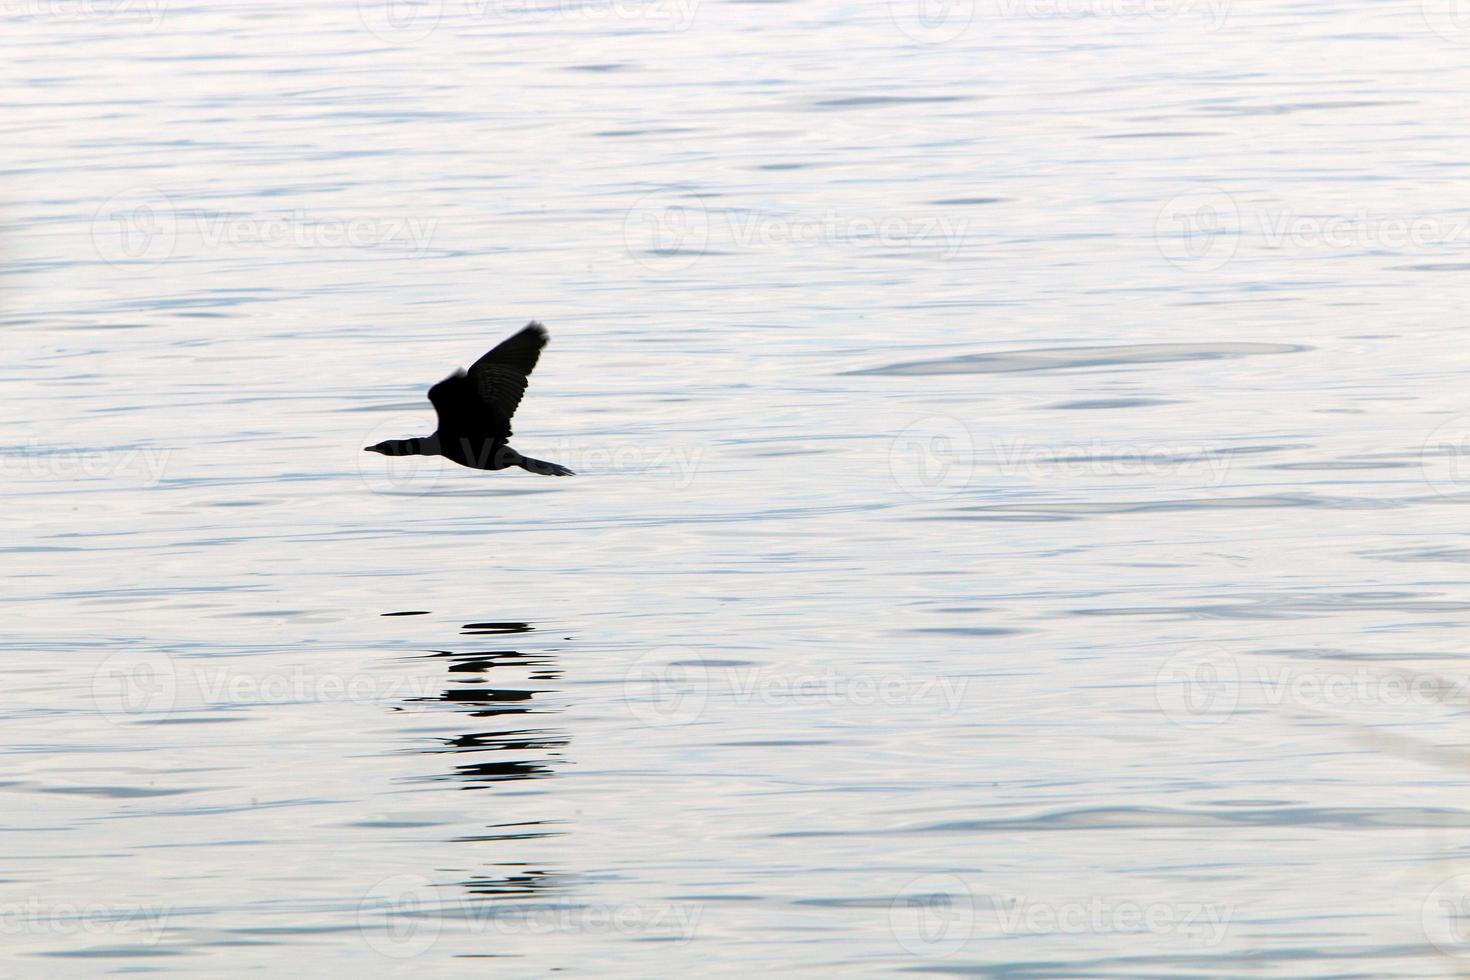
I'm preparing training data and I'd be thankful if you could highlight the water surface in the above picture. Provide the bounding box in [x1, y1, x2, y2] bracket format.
[7, 1, 1470, 975]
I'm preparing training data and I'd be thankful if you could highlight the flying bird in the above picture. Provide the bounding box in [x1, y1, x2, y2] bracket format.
[365, 322, 574, 476]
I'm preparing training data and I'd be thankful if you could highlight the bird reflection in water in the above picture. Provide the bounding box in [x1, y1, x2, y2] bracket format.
[404, 621, 567, 787]
[389, 616, 570, 901]
[460, 866, 562, 900]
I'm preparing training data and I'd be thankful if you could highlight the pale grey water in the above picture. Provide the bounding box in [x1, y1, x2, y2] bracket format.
[7, 1, 1470, 975]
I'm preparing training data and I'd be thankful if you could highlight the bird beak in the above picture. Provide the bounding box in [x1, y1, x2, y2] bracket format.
[364, 445, 380, 454]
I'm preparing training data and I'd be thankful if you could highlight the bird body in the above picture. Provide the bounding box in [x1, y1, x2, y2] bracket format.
[365, 322, 574, 477]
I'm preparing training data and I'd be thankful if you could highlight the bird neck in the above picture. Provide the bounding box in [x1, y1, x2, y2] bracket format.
[383, 436, 440, 456]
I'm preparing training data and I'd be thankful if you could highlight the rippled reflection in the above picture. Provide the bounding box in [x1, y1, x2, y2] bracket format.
[399, 620, 567, 788]
[393, 617, 570, 905]
[457, 866, 565, 901]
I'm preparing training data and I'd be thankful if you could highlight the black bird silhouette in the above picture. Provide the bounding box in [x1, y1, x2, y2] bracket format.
[365, 322, 574, 476]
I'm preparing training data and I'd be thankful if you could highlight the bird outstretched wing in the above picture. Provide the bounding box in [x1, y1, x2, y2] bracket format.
[469, 321, 546, 422]
[428, 322, 548, 441]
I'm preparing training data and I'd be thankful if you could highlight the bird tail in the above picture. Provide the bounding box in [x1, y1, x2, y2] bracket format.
[516, 455, 575, 477]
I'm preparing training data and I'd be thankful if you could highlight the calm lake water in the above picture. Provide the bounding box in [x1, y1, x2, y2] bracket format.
[8, 1, 1470, 975]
